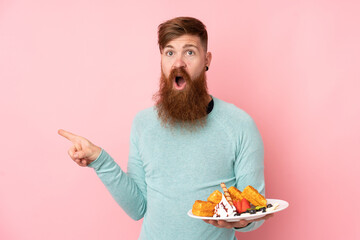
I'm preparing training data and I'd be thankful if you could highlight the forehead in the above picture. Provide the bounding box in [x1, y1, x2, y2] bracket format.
[164, 34, 203, 50]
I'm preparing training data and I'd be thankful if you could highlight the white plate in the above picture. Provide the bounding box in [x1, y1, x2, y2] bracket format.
[188, 199, 289, 222]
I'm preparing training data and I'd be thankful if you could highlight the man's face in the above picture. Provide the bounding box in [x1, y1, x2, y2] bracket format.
[161, 34, 211, 90]
[154, 34, 212, 130]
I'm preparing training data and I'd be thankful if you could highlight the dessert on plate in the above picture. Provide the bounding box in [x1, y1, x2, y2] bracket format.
[191, 183, 279, 218]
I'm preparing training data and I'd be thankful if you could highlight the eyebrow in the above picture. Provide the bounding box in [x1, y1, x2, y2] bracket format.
[183, 44, 199, 50]
[164, 44, 199, 50]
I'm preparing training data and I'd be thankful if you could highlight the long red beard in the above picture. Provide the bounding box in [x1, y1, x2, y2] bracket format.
[153, 67, 210, 130]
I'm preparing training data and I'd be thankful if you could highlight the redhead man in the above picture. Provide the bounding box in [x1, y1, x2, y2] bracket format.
[59, 17, 271, 240]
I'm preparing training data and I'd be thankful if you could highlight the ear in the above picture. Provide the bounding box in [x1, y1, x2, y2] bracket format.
[205, 52, 212, 68]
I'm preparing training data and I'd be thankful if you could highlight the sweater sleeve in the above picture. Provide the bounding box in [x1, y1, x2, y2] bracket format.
[87, 120, 147, 221]
[233, 115, 265, 232]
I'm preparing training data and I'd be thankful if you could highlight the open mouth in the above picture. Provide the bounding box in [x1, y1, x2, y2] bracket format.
[174, 76, 186, 90]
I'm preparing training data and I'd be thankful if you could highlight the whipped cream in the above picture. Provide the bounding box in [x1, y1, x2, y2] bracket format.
[213, 194, 237, 217]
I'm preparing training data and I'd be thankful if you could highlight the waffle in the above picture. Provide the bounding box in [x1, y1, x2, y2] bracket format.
[192, 200, 216, 217]
[207, 190, 222, 204]
[228, 186, 244, 201]
[241, 185, 267, 206]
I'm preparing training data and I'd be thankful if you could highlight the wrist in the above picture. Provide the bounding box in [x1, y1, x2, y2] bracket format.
[90, 146, 102, 162]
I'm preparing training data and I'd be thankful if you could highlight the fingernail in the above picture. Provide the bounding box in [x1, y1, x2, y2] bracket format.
[74, 153, 78, 158]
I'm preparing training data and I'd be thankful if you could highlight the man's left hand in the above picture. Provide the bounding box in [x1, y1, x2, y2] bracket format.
[203, 213, 273, 229]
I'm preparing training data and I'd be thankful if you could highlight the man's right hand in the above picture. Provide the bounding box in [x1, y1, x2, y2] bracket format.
[58, 129, 102, 167]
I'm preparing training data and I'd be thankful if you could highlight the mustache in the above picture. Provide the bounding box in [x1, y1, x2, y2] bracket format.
[168, 67, 191, 82]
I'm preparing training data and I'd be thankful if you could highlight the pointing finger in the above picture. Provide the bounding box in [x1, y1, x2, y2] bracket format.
[58, 129, 78, 142]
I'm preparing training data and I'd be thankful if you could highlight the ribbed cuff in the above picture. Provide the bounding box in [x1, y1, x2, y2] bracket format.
[88, 148, 107, 170]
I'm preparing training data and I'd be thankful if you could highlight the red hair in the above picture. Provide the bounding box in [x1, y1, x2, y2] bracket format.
[157, 17, 208, 53]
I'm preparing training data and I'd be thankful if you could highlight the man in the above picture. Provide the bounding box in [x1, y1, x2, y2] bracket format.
[59, 17, 272, 240]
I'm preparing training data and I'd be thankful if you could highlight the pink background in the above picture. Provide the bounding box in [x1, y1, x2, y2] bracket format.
[1, 0, 359, 239]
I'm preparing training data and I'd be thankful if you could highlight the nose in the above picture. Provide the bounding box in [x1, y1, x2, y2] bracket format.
[172, 55, 186, 69]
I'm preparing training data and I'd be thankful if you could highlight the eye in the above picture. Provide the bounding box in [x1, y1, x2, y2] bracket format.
[166, 51, 174, 56]
[187, 50, 194, 56]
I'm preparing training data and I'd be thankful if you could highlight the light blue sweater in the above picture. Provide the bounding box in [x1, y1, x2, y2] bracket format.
[89, 96, 265, 240]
